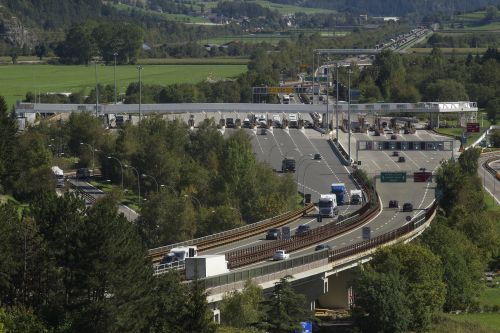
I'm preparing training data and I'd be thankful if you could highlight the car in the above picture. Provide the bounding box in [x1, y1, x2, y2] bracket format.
[402, 203, 413, 212]
[403, 129, 410, 134]
[389, 200, 399, 208]
[261, 128, 267, 135]
[266, 228, 281, 240]
[373, 130, 381, 136]
[398, 156, 406, 163]
[315, 244, 331, 251]
[226, 118, 234, 128]
[392, 151, 399, 156]
[390, 134, 397, 140]
[295, 224, 311, 236]
[314, 153, 322, 160]
[273, 250, 290, 260]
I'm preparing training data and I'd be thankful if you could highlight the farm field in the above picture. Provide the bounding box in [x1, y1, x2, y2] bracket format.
[0, 64, 247, 107]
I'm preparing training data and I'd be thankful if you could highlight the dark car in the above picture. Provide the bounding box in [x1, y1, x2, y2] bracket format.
[314, 153, 322, 160]
[266, 228, 281, 240]
[392, 151, 399, 156]
[295, 224, 311, 236]
[226, 118, 234, 128]
[373, 130, 381, 136]
[315, 244, 331, 251]
[403, 129, 410, 134]
[390, 134, 397, 140]
[398, 156, 406, 163]
[76, 168, 91, 179]
[389, 200, 399, 208]
[402, 203, 413, 212]
[261, 128, 267, 135]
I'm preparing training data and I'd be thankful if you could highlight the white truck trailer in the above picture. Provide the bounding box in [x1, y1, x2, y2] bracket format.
[185, 255, 229, 279]
[51, 166, 64, 188]
[318, 194, 338, 217]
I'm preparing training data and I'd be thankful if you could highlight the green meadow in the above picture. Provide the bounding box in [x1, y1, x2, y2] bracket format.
[0, 64, 247, 107]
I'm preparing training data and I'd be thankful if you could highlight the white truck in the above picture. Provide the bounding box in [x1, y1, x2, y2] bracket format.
[350, 190, 362, 205]
[272, 114, 281, 128]
[185, 254, 229, 279]
[318, 194, 338, 217]
[288, 113, 298, 128]
[159, 246, 197, 268]
[282, 94, 290, 104]
[51, 166, 64, 188]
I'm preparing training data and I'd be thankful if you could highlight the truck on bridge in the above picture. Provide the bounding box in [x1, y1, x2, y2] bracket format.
[331, 183, 347, 205]
[318, 194, 338, 217]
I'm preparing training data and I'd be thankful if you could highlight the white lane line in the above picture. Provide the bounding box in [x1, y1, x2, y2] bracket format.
[285, 129, 303, 155]
[384, 152, 402, 169]
[270, 130, 284, 157]
[252, 131, 265, 154]
[297, 182, 321, 195]
[400, 152, 420, 169]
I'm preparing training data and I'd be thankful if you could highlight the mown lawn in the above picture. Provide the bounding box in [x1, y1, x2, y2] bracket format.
[441, 314, 500, 333]
[0, 64, 247, 107]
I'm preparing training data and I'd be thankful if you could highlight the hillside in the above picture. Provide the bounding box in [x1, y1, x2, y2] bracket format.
[267, 0, 500, 17]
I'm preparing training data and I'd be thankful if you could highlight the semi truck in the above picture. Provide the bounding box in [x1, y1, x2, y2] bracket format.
[318, 194, 338, 217]
[331, 183, 346, 205]
[288, 113, 298, 128]
[281, 157, 296, 173]
[185, 255, 229, 279]
[350, 189, 362, 205]
[159, 246, 198, 267]
[51, 166, 64, 188]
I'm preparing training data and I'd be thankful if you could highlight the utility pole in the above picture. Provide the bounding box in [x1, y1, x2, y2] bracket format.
[348, 68, 352, 163]
[336, 64, 339, 141]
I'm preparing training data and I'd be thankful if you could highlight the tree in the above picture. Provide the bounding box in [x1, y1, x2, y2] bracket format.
[458, 147, 481, 176]
[435, 159, 464, 213]
[486, 98, 499, 124]
[353, 268, 411, 333]
[259, 276, 312, 333]
[220, 280, 264, 328]
[491, 129, 500, 147]
[0, 95, 17, 194]
[485, 5, 499, 21]
[182, 278, 216, 333]
[0, 307, 48, 333]
[34, 44, 47, 60]
[421, 223, 485, 311]
[424, 79, 468, 102]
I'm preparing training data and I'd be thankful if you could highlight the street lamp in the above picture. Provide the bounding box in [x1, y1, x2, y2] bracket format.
[107, 156, 123, 188]
[94, 57, 100, 117]
[113, 52, 118, 104]
[80, 142, 95, 176]
[184, 194, 201, 209]
[125, 164, 141, 205]
[160, 184, 177, 196]
[335, 64, 339, 141]
[302, 160, 321, 206]
[141, 173, 159, 192]
[282, 147, 300, 158]
[347, 68, 352, 162]
[137, 65, 143, 121]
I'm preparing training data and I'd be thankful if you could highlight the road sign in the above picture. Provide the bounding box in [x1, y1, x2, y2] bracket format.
[300, 322, 312, 333]
[304, 76, 328, 82]
[466, 123, 480, 133]
[414, 171, 432, 182]
[268, 86, 294, 94]
[380, 172, 407, 182]
[362, 227, 371, 240]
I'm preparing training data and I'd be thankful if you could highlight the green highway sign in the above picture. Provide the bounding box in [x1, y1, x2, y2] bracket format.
[304, 76, 328, 82]
[381, 172, 407, 183]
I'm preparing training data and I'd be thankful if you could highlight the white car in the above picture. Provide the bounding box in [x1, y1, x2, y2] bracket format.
[273, 250, 290, 260]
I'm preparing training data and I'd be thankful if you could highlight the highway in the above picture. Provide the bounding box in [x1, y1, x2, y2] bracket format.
[200, 125, 440, 269]
[479, 153, 500, 204]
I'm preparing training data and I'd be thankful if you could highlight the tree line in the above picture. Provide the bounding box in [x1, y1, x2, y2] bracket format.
[352, 148, 500, 332]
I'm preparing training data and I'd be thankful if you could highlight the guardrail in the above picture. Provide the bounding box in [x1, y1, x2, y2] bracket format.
[202, 201, 437, 293]
[482, 155, 500, 180]
[149, 203, 316, 264]
[225, 183, 378, 269]
[67, 180, 97, 204]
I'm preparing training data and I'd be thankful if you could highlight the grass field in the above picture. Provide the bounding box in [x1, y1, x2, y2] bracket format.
[408, 48, 488, 55]
[137, 57, 249, 65]
[0, 64, 247, 107]
[431, 314, 499, 333]
[112, 3, 210, 24]
[442, 314, 500, 332]
[480, 276, 500, 307]
[253, 0, 336, 14]
[203, 34, 290, 45]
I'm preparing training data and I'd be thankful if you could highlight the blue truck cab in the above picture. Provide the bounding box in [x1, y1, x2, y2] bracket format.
[331, 183, 346, 205]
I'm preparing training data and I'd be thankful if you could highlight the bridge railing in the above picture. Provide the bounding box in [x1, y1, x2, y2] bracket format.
[202, 201, 437, 293]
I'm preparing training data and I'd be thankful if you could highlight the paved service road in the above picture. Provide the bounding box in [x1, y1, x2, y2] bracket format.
[479, 154, 500, 205]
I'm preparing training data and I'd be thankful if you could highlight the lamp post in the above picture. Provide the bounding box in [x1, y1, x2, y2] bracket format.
[302, 160, 321, 206]
[94, 57, 100, 117]
[107, 156, 123, 188]
[125, 164, 141, 205]
[295, 154, 313, 183]
[113, 52, 118, 104]
[335, 64, 339, 141]
[347, 68, 352, 163]
[137, 65, 143, 121]
[80, 142, 95, 176]
[184, 194, 201, 209]
[160, 184, 177, 196]
[142, 173, 159, 192]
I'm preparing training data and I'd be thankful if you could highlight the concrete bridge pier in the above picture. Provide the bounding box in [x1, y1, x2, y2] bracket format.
[317, 270, 354, 309]
[291, 274, 329, 310]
